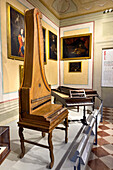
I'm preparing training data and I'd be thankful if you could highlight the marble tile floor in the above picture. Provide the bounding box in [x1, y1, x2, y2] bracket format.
[0, 108, 84, 170]
[87, 107, 113, 170]
[0, 107, 112, 170]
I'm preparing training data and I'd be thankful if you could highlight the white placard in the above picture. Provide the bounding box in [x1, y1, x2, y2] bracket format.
[102, 48, 113, 87]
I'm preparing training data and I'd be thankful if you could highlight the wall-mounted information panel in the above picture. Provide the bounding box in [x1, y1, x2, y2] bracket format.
[102, 48, 113, 87]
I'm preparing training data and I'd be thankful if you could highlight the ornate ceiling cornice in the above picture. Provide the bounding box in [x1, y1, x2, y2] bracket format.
[27, 0, 113, 19]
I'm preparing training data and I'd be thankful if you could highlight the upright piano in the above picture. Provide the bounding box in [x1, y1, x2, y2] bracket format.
[18, 8, 68, 169]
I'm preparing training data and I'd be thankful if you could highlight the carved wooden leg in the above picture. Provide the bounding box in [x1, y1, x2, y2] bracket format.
[48, 132, 54, 169]
[42, 132, 45, 137]
[19, 127, 25, 158]
[64, 116, 68, 143]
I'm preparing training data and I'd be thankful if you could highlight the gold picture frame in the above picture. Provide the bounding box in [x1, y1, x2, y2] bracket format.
[61, 33, 92, 60]
[7, 3, 25, 61]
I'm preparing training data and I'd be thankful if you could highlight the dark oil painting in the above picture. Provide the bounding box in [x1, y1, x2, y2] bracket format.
[42, 28, 46, 64]
[69, 62, 81, 72]
[49, 31, 57, 60]
[62, 34, 91, 60]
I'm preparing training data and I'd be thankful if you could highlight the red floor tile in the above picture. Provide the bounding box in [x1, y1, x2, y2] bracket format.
[100, 120, 110, 124]
[103, 113, 111, 116]
[97, 131, 110, 137]
[88, 158, 109, 170]
[103, 117, 111, 120]
[103, 108, 111, 111]
[97, 138, 110, 145]
[98, 125, 110, 130]
[102, 118, 110, 121]
[92, 147, 110, 157]
[104, 110, 112, 112]
[88, 108, 113, 169]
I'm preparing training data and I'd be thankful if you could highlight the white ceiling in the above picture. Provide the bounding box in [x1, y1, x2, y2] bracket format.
[27, 0, 113, 19]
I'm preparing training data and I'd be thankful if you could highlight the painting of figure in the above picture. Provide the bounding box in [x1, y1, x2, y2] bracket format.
[61, 34, 91, 60]
[7, 4, 25, 60]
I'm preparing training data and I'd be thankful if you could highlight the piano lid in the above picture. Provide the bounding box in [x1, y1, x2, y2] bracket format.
[21, 8, 51, 102]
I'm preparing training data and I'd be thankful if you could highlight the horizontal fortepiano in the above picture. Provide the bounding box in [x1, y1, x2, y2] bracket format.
[51, 86, 96, 108]
[52, 86, 98, 97]
[18, 9, 68, 169]
[51, 86, 98, 125]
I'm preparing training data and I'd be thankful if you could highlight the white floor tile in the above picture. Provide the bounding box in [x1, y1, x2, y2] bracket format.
[102, 144, 113, 154]
[103, 136, 113, 144]
[100, 155, 113, 169]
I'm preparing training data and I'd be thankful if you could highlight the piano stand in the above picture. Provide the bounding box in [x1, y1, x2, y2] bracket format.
[18, 117, 68, 169]
[48, 132, 54, 169]
[80, 118, 88, 126]
[68, 106, 89, 125]
[81, 106, 88, 125]
[19, 127, 25, 158]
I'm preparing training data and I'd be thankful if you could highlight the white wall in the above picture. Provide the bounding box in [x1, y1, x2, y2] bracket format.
[60, 22, 94, 89]
[0, 0, 33, 103]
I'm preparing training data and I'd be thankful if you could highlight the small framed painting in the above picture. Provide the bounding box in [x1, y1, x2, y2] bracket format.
[69, 62, 82, 72]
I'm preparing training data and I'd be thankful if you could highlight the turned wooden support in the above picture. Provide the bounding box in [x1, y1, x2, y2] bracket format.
[42, 132, 45, 137]
[19, 127, 25, 158]
[48, 132, 54, 169]
[77, 106, 79, 112]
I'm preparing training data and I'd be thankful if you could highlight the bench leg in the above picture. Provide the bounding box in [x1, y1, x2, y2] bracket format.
[77, 106, 79, 112]
[48, 132, 54, 169]
[64, 116, 68, 143]
[19, 127, 25, 158]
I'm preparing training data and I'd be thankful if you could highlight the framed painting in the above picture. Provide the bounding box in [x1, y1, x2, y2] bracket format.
[69, 62, 82, 72]
[42, 27, 47, 64]
[19, 65, 24, 86]
[61, 33, 92, 60]
[7, 4, 25, 60]
[49, 31, 57, 60]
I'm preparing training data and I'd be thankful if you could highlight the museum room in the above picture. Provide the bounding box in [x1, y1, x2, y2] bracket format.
[0, 0, 113, 169]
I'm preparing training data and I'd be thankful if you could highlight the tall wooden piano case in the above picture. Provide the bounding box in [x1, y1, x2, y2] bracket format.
[18, 8, 68, 169]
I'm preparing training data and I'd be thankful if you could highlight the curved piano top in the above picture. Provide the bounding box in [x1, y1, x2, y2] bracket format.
[19, 9, 68, 131]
